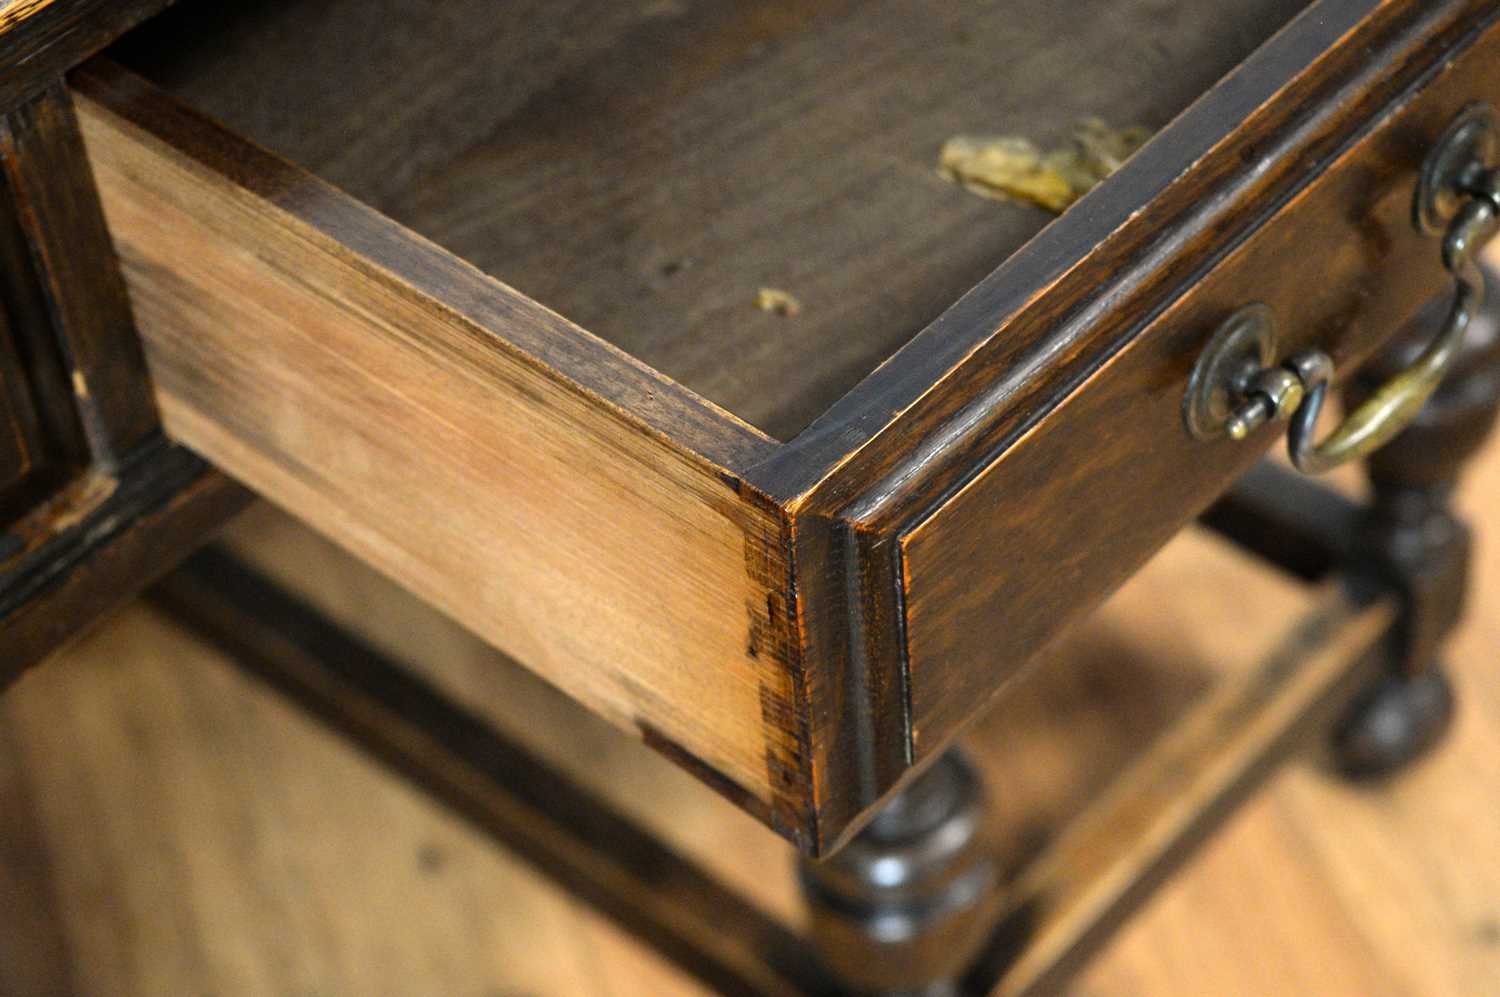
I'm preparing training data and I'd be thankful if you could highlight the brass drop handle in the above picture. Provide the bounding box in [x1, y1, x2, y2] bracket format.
[1285, 266, 1481, 473]
[1183, 103, 1500, 474]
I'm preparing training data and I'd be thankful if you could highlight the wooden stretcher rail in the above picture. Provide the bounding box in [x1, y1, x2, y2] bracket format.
[149, 547, 837, 997]
[151, 548, 1397, 996]
[968, 584, 1396, 995]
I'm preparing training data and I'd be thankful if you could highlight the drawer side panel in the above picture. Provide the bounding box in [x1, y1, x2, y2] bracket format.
[74, 75, 812, 843]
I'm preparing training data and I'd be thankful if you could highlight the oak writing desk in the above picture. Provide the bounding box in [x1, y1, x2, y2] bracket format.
[4, 1, 1500, 992]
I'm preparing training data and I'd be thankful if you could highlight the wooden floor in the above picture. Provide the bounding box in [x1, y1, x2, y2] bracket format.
[4, 442, 1500, 993]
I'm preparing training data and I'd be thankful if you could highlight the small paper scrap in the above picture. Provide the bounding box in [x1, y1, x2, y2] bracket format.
[938, 118, 1151, 213]
[755, 287, 802, 317]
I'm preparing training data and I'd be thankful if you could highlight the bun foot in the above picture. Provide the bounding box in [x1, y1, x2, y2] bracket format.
[1332, 666, 1455, 779]
[798, 750, 997, 996]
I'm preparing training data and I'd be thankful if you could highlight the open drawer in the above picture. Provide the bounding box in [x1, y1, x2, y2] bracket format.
[71, 0, 1500, 854]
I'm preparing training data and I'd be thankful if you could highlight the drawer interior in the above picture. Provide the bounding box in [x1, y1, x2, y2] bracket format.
[111, 0, 1310, 440]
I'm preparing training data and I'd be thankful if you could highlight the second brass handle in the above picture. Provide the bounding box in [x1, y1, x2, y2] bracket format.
[1185, 102, 1500, 474]
[1284, 268, 1480, 473]
[1272, 157, 1495, 474]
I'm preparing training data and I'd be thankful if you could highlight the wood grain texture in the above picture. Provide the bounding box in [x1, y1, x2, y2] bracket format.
[0, 0, 172, 110]
[974, 586, 1397, 995]
[114, 0, 1306, 440]
[69, 63, 818, 843]
[3, 607, 715, 997]
[86, 0, 1498, 853]
[216, 503, 811, 935]
[150, 546, 836, 997]
[764, 1, 1500, 845]
[1078, 424, 1500, 995]
[755, 0, 1450, 490]
[0, 440, 251, 688]
[902, 11, 1500, 759]
[0, 83, 123, 521]
[138, 518, 1416, 993]
[696, 0, 1488, 851]
[0, 83, 157, 468]
[0, 0, 59, 31]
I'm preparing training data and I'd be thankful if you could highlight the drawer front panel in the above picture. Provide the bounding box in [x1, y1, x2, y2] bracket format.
[900, 13, 1500, 756]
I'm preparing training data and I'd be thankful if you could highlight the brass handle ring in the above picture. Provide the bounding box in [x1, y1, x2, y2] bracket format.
[1285, 197, 1490, 473]
[1182, 102, 1500, 474]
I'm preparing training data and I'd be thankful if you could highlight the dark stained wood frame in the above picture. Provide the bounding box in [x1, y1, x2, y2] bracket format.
[55, 0, 1500, 857]
[0, 2, 248, 688]
[0, 0, 176, 109]
[0, 80, 158, 469]
[1, 440, 250, 683]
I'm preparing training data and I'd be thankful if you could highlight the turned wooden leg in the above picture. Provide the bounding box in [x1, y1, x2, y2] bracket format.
[1333, 261, 1500, 777]
[797, 749, 997, 996]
